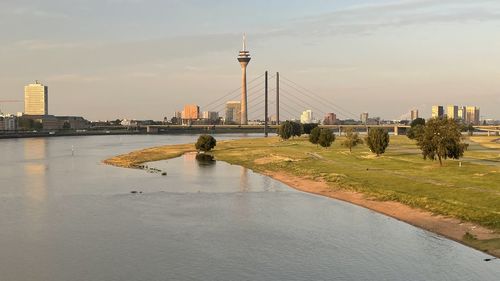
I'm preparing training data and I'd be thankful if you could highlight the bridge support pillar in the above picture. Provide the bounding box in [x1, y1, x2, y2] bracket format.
[394, 125, 400, 136]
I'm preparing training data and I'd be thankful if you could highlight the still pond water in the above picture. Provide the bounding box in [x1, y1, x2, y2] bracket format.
[0, 135, 498, 281]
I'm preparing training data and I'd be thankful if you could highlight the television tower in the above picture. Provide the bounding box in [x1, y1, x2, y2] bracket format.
[238, 33, 251, 125]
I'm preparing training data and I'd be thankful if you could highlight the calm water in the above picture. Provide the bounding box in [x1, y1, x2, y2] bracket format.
[0, 135, 498, 281]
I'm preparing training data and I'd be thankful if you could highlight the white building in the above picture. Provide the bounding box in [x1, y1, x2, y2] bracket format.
[300, 110, 313, 124]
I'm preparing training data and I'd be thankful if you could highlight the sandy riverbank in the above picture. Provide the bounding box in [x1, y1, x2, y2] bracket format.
[264, 171, 499, 258]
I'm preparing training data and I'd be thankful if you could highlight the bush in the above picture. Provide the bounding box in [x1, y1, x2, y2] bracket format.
[278, 121, 294, 140]
[309, 127, 321, 144]
[195, 135, 217, 152]
[302, 123, 319, 135]
[365, 128, 390, 156]
[292, 121, 303, 138]
[318, 128, 335, 148]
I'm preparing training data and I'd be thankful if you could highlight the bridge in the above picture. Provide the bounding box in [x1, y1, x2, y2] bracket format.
[145, 124, 411, 135]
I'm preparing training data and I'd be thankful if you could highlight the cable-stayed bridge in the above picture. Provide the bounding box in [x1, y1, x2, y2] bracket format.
[146, 72, 414, 136]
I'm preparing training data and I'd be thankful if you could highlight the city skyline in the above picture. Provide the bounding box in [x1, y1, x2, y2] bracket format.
[1, 0, 499, 120]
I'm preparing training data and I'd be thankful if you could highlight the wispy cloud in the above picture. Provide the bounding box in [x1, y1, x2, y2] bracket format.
[271, 0, 500, 37]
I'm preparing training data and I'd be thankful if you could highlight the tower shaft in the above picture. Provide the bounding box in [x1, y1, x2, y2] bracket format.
[240, 62, 248, 125]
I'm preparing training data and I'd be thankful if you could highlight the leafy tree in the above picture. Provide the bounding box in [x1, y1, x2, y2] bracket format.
[407, 118, 426, 140]
[318, 128, 335, 148]
[365, 128, 390, 156]
[341, 127, 363, 152]
[416, 118, 468, 166]
[309, 126, 321, 145]
[302, 123, 319, 135]
[291, 121, 303, 138]
[410, 118, 426, 127]
[195, 135, 217, 152]
[278, 121, 294, 140]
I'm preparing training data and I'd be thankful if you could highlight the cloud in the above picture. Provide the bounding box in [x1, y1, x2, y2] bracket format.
[271, 0, 500, 37]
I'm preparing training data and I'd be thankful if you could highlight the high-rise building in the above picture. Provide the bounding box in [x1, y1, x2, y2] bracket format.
[323, 113, 337, 125]
[300, 110, 313, 124]
[446, 105, 459, 119]
[466, 106, 480, 125]
[225, 101, 241, 124]
[237, 34, 251, 125]
[431, 105, 444, 119]
[457, 106, 466, 121]
[24, 81, 48, 115]
[181, 104, 199, 124]
[410, 109, 419, 121]
[360, 112, 369, 124]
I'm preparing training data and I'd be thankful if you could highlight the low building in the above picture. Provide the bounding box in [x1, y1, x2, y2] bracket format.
[0, 114, 17, 130]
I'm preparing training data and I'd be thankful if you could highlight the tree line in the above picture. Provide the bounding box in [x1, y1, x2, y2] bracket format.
[277, 118, 468, 166]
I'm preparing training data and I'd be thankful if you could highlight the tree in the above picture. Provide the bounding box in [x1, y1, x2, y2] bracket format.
[365, 128, 390, 156]
[342, 128, 363, 152]
[309, 126, 321, 145]
[195, 135, 217, 152]
[318, 128, 335, 148]
[416, 117, 468, 166]
[291, 121, 302, 138]
[407, 118, 426, 140]
[302, 123, 319, 135]
[278, 121, 294, 140]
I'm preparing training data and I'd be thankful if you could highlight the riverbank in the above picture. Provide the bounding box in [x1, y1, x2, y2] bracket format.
[104, 135, 500, 257]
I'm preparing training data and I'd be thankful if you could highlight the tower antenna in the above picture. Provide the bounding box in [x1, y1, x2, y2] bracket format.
[243, 33, 246, 51]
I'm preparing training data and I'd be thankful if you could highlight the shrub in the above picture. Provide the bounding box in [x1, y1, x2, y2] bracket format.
[309, 127, 321, 144]
[195, 135, 217, 152]
[318, 128, 335, 148]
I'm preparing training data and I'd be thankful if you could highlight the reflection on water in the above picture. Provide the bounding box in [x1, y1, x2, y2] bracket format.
[239, 166, 249, 192]
[195, 153, 216, 166]
[23, 138, 48, 203]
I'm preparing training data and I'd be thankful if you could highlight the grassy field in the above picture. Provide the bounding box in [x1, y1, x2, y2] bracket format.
[105, 135, 500, 255]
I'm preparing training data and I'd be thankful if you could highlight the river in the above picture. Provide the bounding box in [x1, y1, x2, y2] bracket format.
[0, 135, 498, 281]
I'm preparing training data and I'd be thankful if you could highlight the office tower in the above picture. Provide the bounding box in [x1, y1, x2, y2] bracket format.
[300, 110, 313, 124]
[360, 112, 369, 124]
[431, 105, 444, 118]
[410, 109, 419, 121]
[457, 106, 466, 121]
[466, 106, 480, 125]
[237, 34, 251, 125]
[24, 81, 48, 115]
[323, 113, 337, 125]
[181, 104, 199, 121]
[446, 105, 459, 119]
[225, 101, 241, 124]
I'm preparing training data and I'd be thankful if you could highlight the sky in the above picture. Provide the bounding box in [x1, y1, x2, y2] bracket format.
[0, 0, 499, 121]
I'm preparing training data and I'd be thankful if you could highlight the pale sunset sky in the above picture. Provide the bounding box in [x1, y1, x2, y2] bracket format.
[0, 0, 499, 120]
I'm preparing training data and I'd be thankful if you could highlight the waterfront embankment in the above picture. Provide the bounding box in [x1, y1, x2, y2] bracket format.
[104, 135, 500, 257]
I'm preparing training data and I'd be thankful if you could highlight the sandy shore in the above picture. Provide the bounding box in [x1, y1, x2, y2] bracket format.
[264, 171, 500, 258]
